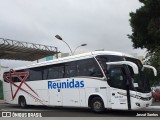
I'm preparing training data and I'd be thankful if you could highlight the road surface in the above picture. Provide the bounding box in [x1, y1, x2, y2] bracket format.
[0, 102, 160, 117]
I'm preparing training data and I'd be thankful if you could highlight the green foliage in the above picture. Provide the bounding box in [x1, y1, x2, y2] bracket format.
[128, 0, 160, 52]
[145, 51, 160, 86]
[128, 0, 160, 86]
[0, 80, 3, 99]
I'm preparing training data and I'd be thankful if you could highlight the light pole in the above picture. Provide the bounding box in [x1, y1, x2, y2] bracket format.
[55, 35, 73, 55]
[73, 44, 87, 55]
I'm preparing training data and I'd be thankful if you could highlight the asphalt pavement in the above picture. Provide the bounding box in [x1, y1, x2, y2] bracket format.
[0, 100, 160, 117]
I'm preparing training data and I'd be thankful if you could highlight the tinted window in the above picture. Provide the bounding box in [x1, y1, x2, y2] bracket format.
[96, 55, 123, 67]
[77, 58, 103, 77]
[3, 70, 29, 82]
[125, 57, 151, 93]
[107, 66, 127, 90]
[59, 65, 65, 78]
[14, 69, 29, 82]
[29, 67, 43, 81]
[4, 58, 103, 82]
[44, 66, 58, 79]
[13, 77, 20, 82]
[64, 62, 77, 78]
[43, 64, 64, 80]
[125, 57, 143, 71]
[96, 55, 123, 74]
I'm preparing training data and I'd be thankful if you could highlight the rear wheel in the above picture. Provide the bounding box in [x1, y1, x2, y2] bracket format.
[91, 97, 105, 113]
[19, 96, 27, 108]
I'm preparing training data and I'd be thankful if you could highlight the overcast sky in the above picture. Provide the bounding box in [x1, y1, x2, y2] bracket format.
[0, 0, 145, 68]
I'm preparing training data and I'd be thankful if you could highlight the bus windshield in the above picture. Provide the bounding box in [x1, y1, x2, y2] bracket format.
[96, 55, 151, 93]
[124, 57, 151, 93]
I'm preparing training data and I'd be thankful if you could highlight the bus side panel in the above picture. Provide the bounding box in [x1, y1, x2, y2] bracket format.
[82, 78, 108, 108]
[27, 90, 39, 105]
[62, 88, 80, 107]
[26, 90, 49, 106]
[79, 88, 86, 107]
[49, 88, 62, 106]
[3, 81, 29, 105]
[36, 90, 49, 105]
[3, 81, 14, 104]
[25, 81, 49, 106]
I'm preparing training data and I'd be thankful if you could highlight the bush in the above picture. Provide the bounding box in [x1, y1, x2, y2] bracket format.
[0, 80, 3, 99]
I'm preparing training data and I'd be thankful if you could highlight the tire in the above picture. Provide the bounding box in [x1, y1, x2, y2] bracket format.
[19, 97, 27, 108]
[91, 97, 105, 113]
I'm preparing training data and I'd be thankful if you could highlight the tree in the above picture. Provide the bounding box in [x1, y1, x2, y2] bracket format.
[145, 51, 160, 85]
[128, 0, 160, 52]
[128, 0, 160, 86]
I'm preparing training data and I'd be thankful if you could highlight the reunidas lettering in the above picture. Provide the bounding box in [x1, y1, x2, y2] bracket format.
[48, 79, 84, 89]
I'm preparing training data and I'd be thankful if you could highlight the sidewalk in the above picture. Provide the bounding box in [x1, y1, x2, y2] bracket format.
[152, 101, 160, 106]
[148, 102, 160, 110]
[0, 99, 4, 104]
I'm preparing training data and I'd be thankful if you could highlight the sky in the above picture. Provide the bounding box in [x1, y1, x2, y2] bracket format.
[0, 0, 145, 68]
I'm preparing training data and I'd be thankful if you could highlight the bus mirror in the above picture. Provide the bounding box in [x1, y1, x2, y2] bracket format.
[106, 61, 139, 74]
[142, 65, 157, 76]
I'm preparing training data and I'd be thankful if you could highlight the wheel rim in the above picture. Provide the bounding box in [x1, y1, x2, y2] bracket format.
[93, 101, 102, 111]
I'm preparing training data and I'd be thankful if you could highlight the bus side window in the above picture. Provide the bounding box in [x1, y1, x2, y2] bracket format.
[64, 62, 77, 78]
[48, 66, 59, 79]
[13, 77, 20, 82]
[29, 67, 43, 81]
[77, 59, 90, 77]
[13, 70, 27, 82]
[59, 65, 65, 78]
[43, 64, 65, 80]
[77, 58, 103, 78]
[96, 56, 108, 74]
[3, 70, 26, 83]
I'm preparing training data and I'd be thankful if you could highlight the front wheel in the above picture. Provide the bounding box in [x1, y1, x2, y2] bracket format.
[91, 97, 105, 113]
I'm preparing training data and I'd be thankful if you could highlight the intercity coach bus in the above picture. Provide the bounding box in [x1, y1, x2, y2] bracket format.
[2, 51, 157, 112]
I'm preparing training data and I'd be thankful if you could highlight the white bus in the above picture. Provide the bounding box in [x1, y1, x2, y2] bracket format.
[2, 51, 157, 112]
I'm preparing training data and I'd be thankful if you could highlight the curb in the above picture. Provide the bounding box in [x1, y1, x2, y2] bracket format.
[148, 106, 160, 109]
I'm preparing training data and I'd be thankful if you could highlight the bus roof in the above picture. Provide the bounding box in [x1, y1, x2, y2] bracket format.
[14, 51, 136, 70]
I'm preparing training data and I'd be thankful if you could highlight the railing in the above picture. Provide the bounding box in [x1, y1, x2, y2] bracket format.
[0, 38, 58, 52]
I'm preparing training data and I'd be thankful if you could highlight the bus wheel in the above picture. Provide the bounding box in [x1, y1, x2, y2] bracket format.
[19, 96, 27, 108]
[91, 97, 105, 113]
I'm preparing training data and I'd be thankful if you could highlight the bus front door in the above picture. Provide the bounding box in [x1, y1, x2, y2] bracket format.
[107, 66, 128, 110]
